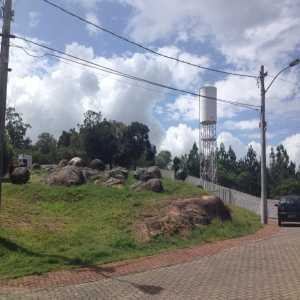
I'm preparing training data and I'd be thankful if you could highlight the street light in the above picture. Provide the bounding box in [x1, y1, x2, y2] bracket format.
[260, 58, 300, 225]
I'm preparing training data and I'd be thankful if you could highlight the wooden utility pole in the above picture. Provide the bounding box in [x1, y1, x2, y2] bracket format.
[0, 0, 13, 208]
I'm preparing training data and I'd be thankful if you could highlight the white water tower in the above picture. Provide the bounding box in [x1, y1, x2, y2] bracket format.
[199, 86, 217, 183]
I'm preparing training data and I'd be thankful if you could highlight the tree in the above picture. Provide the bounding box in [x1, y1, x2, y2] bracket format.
[80, 110, 102, 129]
[115, 122, 152, 167]
[187, 142, 200, 177]
[2, 133, 14, 176]
[34, 133, 57, 164]
[36, 133, 57, 155]
[80, 119, 118, 167]
[173, 156, 181, 173]
[58, 130, 72, 148]
[269, 144, 297, 196]
[5, 107, 31, 149]
[236, 146, 260, 195]
[155, 150, 172, 169]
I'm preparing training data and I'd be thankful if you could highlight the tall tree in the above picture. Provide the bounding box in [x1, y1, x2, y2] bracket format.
[155, 150, 172, 169]
[5, 107, 31, 149]
[187, 142, 200, 177]
[35, 133, 57, 155]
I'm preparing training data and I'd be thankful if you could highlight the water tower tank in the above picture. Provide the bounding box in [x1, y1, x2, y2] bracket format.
[200, 86, 217, 124]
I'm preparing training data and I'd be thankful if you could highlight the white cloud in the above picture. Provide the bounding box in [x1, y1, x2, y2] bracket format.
[29, 11, 40, 28]
[122, 0, 300, 70]
[159, 123, 198, 157]
[282, 133, 300, 166]
[8, 42, 206, 146]
[217, 131, 246, 158]
[67, 0, 102, 10]
[85, 13, 101, 36]
[223, 119, 259, 131]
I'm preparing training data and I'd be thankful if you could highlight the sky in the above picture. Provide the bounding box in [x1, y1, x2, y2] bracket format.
[4, 0, 300, 166]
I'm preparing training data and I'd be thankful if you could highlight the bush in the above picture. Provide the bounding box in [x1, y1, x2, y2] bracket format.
[271, 179, 300, 198]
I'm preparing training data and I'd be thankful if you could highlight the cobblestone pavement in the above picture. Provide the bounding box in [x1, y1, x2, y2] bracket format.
[2, 226, 300, 299]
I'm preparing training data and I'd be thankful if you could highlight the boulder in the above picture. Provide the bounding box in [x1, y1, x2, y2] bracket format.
[102, 177, 124, 188]
[146, 166, 162, 179]
[136, 196, 231, 242]
[58, 159, 69, 167]
[134, 168, 147, 181]
[175, 169, 187, 181]
[89, 159, 105, 171]
[132, 178, 164, 193]
[31, 163, 41, 170]
[68, 157, 84, 167]
[10, 167, 30, 184]
[109, 167, 129, 180]
[46, 165, 85, 186]
[81, 167, 103, 182]
[134, 166, 162, 182]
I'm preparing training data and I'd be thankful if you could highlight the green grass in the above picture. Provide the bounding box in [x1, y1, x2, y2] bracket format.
[0, 173, 261, 280]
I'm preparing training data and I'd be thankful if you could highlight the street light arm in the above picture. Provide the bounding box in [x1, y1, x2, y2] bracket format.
[265, 66, 290, 94]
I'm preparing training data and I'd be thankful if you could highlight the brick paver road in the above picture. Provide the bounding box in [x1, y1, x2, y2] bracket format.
[2, 226, 300, 299]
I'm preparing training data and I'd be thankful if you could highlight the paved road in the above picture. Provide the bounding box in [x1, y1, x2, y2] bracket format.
[2, 226, 300, 300]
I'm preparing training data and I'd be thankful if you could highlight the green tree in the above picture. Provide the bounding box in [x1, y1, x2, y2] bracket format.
[155, 150, 172, 169]
[5, 107, 31, 149]
[34, 133, 57, 164]
[2, 133, 14, 176]
[237, 146, 260, 195]
[269, 144, 297, 196]
[80, 118, 118, 167]
[187, 142, 200, 177]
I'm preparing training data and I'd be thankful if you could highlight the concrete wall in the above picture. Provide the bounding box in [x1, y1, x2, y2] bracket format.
[161, 169, 277, 218]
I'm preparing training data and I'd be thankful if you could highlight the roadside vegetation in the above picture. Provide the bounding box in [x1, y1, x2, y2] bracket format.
[0, 173, 261, 280]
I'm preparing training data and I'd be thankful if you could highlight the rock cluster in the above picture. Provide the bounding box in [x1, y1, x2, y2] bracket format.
[132, 166, 164, 193]
[135, 196, 231, 242]
[44, 158, 164, 192]
[10, 167, 31, 184]
[134, 166, 161, 181]
[89, 159, 105, 171]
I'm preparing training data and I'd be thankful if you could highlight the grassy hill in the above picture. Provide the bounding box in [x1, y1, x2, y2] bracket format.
[0, 172, 261, 279]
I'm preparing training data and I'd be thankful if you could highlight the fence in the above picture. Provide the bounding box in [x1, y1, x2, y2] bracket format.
[161, 170, 277, 218]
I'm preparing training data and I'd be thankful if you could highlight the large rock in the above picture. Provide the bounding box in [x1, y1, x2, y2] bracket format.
[109, 167, 129, 180]
[134, 166, 162, 182]
[10, 167, 30, 184]
[136, 196, 231, 242]
[134, 168, 147, 181]
[58, 159, 69, 167]
[175, 169, 187, 181]
[146, 166, 161, 179]
[68, 157, 84, 167]
[132, 178, 164, 193]
[31, 163, 41, 170]
[81, 167, 103, 182]
[89, 159, 105, 171]
[102, 177, 124, 188]
[46, 165, 85, 186]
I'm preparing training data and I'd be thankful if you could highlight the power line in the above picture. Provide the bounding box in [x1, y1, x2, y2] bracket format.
[11, 44, 187, 98]
[40, 0, 258, 79]
[14, 35, 260, 110]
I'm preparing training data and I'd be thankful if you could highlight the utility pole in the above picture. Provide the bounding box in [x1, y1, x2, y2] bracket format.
[260, 65, 268, 224]
[0, 0, 13, 209]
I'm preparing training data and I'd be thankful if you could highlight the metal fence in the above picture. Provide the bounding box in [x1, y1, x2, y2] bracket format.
[161, 170, 277, 218]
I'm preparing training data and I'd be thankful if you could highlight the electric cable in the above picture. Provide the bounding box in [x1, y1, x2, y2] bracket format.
[13, 36, 261, 110]
[40, 0, 258, 79]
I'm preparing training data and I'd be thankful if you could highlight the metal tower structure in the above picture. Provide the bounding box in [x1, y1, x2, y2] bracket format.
[199, 86, 217, 183]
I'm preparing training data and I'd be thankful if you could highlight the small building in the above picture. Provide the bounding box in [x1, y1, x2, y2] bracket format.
[18, 154, 32, 168]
